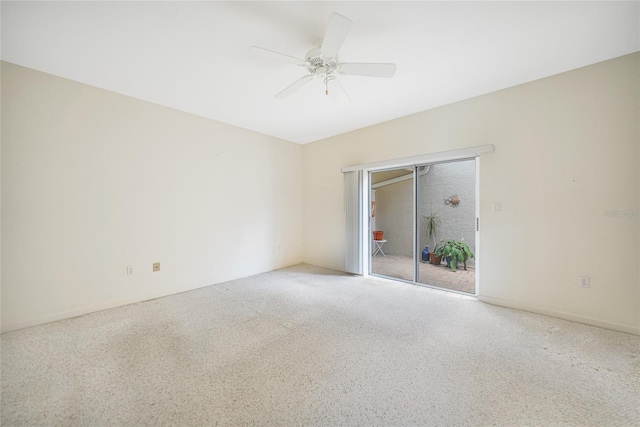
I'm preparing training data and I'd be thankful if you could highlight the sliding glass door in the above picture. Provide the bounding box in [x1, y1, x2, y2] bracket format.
[369, 159, 477, 294]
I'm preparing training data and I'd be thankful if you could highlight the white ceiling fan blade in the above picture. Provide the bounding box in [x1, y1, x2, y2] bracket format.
[275, 75, 314, 99]
[249, 46, 307, 66]
[320, 13, 352, 60]
[326, 77, 350, 105]
[338, 63, 397, 78]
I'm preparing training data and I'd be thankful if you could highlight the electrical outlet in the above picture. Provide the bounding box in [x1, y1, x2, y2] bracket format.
[127, 265, 135, 275]
[493, 202, 501, 213]
[578, 276, 590, 288]
[153, 263, 160, 272]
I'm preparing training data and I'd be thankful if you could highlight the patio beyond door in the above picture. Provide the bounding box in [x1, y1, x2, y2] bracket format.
[369, 159, 477, 294]
[370, 168, 414, 281]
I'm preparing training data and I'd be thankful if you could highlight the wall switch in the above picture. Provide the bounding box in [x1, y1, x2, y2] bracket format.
[493, 202, 501, 213]
[578, 276, 590, 288]
[153, 262, 160, 272]
[127, 265, 135, 275]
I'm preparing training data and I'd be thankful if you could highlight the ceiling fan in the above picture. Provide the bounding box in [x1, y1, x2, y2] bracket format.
[250, 13, 396, 104]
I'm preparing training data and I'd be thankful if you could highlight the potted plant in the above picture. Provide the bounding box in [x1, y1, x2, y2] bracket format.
[422, 211, 442, 263]
[435, 239, 474, 271]
[429, 243, 443, 265]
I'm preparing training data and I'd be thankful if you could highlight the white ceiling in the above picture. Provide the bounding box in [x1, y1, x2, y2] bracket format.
[2, 1, 638, 144]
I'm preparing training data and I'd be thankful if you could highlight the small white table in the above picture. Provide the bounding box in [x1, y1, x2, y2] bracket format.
[372, 239, 387, 257]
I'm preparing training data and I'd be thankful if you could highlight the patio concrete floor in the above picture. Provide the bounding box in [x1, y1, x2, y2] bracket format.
[371, 255, 476, 294]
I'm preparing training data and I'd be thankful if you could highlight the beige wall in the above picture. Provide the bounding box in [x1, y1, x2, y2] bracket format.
[1, 62, 303, 332]
[302, 53, 639, 334]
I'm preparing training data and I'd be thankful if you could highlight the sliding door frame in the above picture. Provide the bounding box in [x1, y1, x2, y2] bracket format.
[346, 145, 494, 295]
[367, 167, 417, 284]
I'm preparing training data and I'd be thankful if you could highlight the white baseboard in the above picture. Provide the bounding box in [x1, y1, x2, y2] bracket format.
[478, 295, 640, 336]
[1, 261, 304, 334]
[2, 295, 164, 334]
[0, 281, 227, 334]
[5, 268, 636, 337]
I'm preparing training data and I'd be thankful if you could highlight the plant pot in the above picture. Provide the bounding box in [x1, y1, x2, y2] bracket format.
[372, 231, 384, 240]
[429, 253, 442, 265]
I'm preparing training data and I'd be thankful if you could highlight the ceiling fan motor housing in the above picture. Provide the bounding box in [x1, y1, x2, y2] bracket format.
[305, 47, 338, 78]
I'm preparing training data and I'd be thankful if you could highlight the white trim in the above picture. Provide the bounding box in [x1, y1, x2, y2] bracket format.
[474, 157, 480, 296]
[478, 295, 640, 336]
[1, 297, 152, 333]
[363, 171, 371, 275]
[1, 263, 304, 333]
[412, 167, 418, 282]
[341, 144, 495, 173]
[1, 285, 207, 333]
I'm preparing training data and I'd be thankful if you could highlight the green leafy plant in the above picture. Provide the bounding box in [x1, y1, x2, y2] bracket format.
[435, 239, 474, 271]
[422, 211, 442, 249]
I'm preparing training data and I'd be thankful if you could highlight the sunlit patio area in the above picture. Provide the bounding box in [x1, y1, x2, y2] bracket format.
[371, 255, 475, 294]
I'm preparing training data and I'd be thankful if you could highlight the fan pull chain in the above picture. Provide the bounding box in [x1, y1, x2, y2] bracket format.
[325, 79, 329, 95]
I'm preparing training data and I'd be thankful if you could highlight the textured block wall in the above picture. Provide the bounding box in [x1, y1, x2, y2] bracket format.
[374, 160, 476, 260]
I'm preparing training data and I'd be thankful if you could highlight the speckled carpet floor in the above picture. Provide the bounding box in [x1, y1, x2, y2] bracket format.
[2, 264, 639, 426]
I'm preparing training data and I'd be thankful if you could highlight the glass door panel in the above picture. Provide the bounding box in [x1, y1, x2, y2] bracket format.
[369, 169, 415, 282]
[416, 159, 477, 293]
